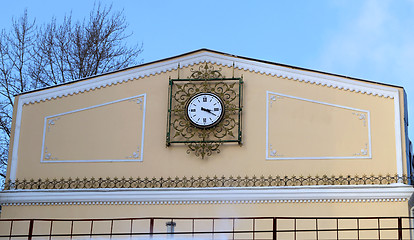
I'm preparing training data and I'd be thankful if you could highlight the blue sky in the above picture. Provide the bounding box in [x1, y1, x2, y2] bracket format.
[2, 0, 414, 138]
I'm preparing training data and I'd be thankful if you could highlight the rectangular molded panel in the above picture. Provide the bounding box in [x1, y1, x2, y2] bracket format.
[41, 94, 146, 162]
[267, 91, 371, 159]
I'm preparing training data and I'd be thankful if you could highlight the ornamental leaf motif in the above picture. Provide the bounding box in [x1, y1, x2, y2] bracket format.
[190, 63, 223, 79]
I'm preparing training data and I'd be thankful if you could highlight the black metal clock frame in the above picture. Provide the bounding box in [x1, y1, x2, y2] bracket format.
[166, 63, 243, 158]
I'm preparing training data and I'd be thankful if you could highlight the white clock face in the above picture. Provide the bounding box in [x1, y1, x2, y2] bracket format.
[186, 93, 224, 128]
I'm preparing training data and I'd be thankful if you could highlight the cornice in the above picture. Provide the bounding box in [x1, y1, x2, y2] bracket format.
[1, 184, 412, 206]
[18, 61, 179, 105]
[18, 51, 399, 105]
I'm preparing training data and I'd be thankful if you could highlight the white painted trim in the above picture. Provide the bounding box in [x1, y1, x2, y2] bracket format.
[266, 91, 372, 160]
[394, 91, 404, 177]
[17, 51, 399, 106]
[0, 184, 412, 206]
[232, 55, 397, 98]
[40, 94, 147, 163]
[266, 91, 270, 160]
[367, 110, 372, 158]
[18, 62, 178, 105]
[39, 159, 144, 163]
[9, 101, 23, 181]
[45, 94, 146, 119]
[266, 157, 372, 160]
[269, 92, 372, 113]
[140, 94, 147, 162]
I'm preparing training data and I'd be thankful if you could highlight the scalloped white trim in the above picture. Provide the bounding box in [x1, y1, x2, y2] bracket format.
[18, 61, 179, 105]
[1, 184, 412, 206]
[18, 51, 398, 106]
[180, 52, 398, 98]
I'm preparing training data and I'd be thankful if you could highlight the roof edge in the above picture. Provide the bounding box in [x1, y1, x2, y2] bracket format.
[16, 49, 401, 105]
[16, 48, 403, 97]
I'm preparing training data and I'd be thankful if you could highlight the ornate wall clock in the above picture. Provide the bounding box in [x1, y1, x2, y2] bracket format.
[186, 92, 225, 128]
[166, 63, 243, 158]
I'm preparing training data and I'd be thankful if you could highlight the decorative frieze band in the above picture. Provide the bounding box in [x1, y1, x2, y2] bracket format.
[4, 174, 409, 190]
[1, 184, 412, 206]
[2, 198, 410, 207]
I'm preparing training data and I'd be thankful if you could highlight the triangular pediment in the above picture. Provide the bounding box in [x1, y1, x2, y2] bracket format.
[19, 49, 399, 105]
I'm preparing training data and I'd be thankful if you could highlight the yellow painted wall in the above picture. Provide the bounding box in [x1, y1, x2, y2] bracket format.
[10, 63, 402, 180]
[1, 201, 410, 219]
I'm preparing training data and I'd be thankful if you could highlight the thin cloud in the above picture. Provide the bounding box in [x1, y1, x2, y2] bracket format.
[317, 0, 414, 137]
[320, 1, 389, 73]
[319, 0, 414, 84]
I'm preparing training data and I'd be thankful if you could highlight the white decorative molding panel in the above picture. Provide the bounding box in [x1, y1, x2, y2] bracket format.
[266, 91, 371, 160]
[40, 94, 146, 162]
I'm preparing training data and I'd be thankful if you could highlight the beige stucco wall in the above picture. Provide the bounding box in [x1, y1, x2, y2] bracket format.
[1, 201, 410, 219]
[10, 62, 403, 180]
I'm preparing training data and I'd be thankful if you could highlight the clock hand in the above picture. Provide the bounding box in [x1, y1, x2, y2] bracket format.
[201, 107, 217, 116]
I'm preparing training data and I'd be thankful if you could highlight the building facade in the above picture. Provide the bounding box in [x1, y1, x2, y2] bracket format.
[0, 49, 413, 237]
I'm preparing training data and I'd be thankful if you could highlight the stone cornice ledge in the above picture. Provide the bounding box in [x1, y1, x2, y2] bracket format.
[1, 184, 413, 206]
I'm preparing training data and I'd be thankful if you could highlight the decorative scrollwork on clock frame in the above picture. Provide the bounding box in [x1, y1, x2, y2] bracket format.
[166, 63, 243, 158]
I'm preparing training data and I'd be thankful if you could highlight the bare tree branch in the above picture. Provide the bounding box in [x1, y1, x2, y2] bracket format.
[0, 4, 143, 186]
